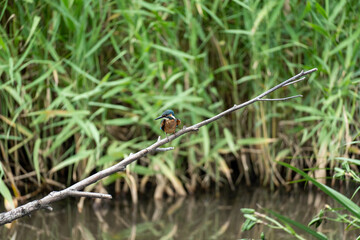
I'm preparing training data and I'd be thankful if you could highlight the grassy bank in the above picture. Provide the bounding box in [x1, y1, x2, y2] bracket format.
[0, 0, 359, 205]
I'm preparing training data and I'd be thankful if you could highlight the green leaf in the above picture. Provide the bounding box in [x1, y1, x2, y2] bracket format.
[244, 214, 258, 222]
[85, 30, 114, 58]
[261, 232, 265, 240]
[237, 138, 277, 145]
[87, 122, 99, 145]
[314, 2, 328, 19]
[164, 72, 185, 89]
[0, 178, 14, 209]
[3, 86, 22, 105]
[278, 161, 360, 219]
[306, 22, 329, 38]
[138, 0, 174, 14]
[64, 59, 100, 84]
[25, 15, 41, 46]
[33, 138, 41, 184]
[241, 208, 255, 214]
[222, 29, 252, 35]
[224, 128, 237, 156]
[329, 28, 360, 56]
[104, 118, 137, 126]
[252, 1, 277, 34]
[308, 217, 323, 228]
[50, 150, 93, 173]
[89, 102, 129, 111]
[151, 43, 197, 60]
[201, 4, 224, 28]
[232, 0, 252, 11]
[201, 128, 210, 157]
[335, 157, 360, 166]
[131, 165, 156, 176]
[267, 208, 327, 239]
[24, 67, 54, 90]
[241, 218, 257, 232]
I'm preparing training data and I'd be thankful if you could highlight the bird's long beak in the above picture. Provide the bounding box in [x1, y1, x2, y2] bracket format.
[155, 115, 164, 120]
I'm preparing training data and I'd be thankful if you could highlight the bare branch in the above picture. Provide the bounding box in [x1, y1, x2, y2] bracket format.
[155, 147, 175, 152]
[256, 69, 316, 99]
[259, 95, 303, 101]
[0, 68, 317, 225]
[283, 77, 306, 87]
[68, 191, 112, 199]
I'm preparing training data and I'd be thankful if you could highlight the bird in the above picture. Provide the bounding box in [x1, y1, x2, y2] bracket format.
[155, 109, 181, 137]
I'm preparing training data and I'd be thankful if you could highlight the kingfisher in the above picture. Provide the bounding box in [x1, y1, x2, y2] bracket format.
[155, 110, 181, 137]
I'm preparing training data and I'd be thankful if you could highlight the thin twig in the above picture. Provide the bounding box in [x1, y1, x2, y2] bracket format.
[0, 68, 317, 225]
[155, 147, 175, 152]
[259, 95, 303, 101]
[283, 77, 306, 86]
[68, 190, 112, 199]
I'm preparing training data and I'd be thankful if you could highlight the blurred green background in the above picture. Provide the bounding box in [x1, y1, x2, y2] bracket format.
[0, 0, 359, 205]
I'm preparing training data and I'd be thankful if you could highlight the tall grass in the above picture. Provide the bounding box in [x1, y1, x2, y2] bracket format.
[0, 0, 359, 204]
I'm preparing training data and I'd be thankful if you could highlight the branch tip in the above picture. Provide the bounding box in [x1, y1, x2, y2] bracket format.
[259, 95, 302, 101]
[68, 190, 112, 199]
[44, 205, 53, 212]
[304, 68, 318, 74]
[283, 77, 306, 87]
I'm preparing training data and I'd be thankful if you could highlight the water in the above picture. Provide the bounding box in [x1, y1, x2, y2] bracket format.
[1, 185, 359, 239]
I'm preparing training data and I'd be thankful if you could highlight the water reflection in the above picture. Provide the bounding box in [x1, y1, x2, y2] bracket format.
[1, 186, 358, 239]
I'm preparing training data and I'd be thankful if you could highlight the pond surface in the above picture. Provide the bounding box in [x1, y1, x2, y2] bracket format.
[1, 185, 359, 239]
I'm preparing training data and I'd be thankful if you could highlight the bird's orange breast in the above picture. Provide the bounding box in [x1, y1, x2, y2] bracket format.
[162, 119, 181, 134]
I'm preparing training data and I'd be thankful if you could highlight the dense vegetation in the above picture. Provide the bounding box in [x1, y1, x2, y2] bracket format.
[0, 0, 359, 228]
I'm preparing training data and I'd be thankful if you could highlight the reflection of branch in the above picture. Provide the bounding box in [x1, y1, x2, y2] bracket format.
[0, 68, 318, 225]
